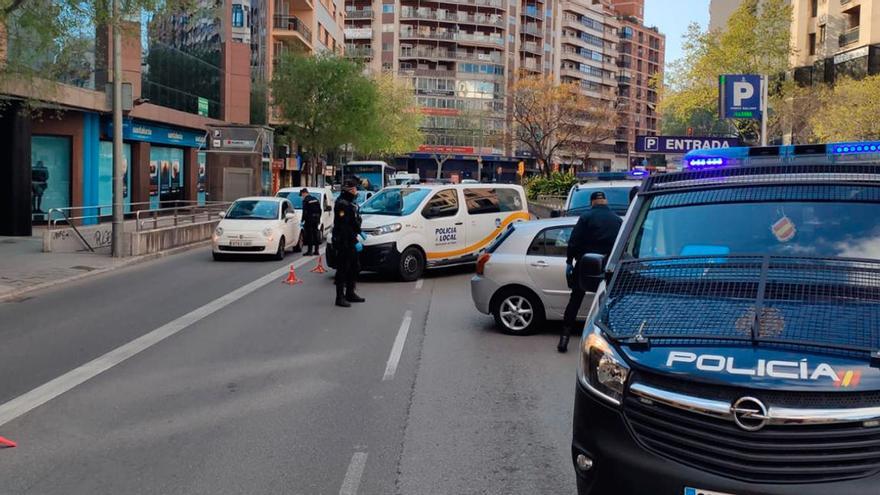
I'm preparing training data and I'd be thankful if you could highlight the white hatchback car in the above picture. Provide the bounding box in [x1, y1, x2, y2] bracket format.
[470, 217, 592, 335]
[212, 197, 302, 260]
[276, 186, 334, 241]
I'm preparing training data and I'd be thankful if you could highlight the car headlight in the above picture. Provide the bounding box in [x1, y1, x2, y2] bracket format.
[578, 326, 630, 406]
[373, 223, 402, 236]
[262, 227, 274, 238]
[214, 227, 223, 236]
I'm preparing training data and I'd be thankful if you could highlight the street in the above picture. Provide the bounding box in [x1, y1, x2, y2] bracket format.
[0, 248, 576, 494]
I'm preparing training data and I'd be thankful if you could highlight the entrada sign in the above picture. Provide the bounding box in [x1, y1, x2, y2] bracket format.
[635, 135, 740, 154]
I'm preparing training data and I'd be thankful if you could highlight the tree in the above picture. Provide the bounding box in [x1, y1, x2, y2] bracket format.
[767, 80, 825, 144]
[355, 72, 423, 159]
[566, 101, 618, 172]
[811, 76, 880, 142]
[657, 0, 792, 142]
[271, 52, 377, 184]
[511, 75, 586, 176]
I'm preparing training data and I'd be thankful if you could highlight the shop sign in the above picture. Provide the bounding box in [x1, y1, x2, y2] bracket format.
[835, 46, 869, 64]
[198, 97, 209, 117]
[418, 145, 475, 154]
[104, 119, 206, 148]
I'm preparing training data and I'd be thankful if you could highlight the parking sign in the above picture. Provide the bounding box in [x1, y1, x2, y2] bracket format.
[719, 74, 763, 120]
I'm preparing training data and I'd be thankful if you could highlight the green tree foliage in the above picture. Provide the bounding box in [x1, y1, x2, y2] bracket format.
[522, 171, 578, 201]
[354, 72, 423, 159]
[271, 52, 376, 179]
[658, 0, 792, 142]
[811, 76, 880, 142]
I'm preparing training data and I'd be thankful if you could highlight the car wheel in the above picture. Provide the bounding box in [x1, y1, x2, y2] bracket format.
[398, 246, 424, 282]
[492, 288, 544, 335]
[274, 237, 286, 260]
[212, 252, 226, 261]
[294, 232, 304, 253]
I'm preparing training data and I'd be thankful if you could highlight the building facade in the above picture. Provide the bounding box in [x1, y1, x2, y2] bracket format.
[610, 0, 664, 168]
[0, 1, 252, 236]
[709, 0, 743, 32]
[791, 0, 880, 86]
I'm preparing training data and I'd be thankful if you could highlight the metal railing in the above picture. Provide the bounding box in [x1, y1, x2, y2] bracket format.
[839, 26, 860, 46]
[135, 202, 231, 232]
[399, 9, 504, 26]
[273, 14, 313, 42]
[46, 201, 209, 230]
[533, 194, 567, 210]
[400, 49, 503, 64]
[346, 8, 373, 19]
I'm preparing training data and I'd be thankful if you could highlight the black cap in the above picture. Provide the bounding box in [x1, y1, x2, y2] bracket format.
[590, 191, 607, 201]
[343, 178, 359, 189]
[300, 188, 309, 195]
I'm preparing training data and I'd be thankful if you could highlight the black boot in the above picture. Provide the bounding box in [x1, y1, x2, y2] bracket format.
[345, 283, 365, 303]
[557, 334, 570, 353]
[335, 285, 351, 307]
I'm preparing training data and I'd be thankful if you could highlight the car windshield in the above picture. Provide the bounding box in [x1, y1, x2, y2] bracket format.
[225, 200, 279, 220]
[629, 186, 880, 259]
[277, 192, 321, 209]
[569, 186, 633, 212]
[360, 188, 431, 216]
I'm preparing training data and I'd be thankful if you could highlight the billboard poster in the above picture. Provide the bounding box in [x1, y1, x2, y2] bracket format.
[98, 141, 132, 214]
[198, 151, 207, 205]
[149, 160, 159, 209]
[31, 136, 71, 222]
[150, 146, 185, 207]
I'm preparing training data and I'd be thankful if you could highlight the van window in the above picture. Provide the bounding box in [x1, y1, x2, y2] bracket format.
[464, 188, 523, 214]
[422, 189, 459, 219]
[528, 226, 573, 257]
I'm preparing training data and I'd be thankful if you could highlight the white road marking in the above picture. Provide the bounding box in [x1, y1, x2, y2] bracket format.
[0, 254, 317, 428]
[414, 279, 423, 290]
[339, 452, 368, 495]
[382, 310, 413, 381]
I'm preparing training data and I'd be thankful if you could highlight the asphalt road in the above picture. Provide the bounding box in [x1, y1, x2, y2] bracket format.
[0, 247, 577, 494]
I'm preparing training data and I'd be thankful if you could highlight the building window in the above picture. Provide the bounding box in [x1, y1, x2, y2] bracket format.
[810, 0, 818, 18]
[819, 24, 826, 44]
[808, 32, 816, 55]
[382, 4, 394, 14]
[232, 4, 244, 27]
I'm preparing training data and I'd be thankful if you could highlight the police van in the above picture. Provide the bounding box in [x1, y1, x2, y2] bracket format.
[329, 183, 529, 281]
[570, 142, 880, 495]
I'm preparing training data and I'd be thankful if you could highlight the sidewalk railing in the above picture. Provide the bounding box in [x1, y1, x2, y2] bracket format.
[533, 194, 567, 210]
[47, 201, 209, 231]
[135, 203, 230, 232]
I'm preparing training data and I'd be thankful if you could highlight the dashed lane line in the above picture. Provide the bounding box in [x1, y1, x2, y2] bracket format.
[382, 310, 413, 381]
[339, 452, 368, 495]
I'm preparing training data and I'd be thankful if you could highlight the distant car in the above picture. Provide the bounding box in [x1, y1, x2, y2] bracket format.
[470, 217, 591, 335]
[331, 189, 373, 205]
[276, 186, 334, 241]
[212, 197, 302, 260]
[558, 181, 638, 217]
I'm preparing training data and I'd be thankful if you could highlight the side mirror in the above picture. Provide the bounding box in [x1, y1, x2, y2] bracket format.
[218, 211, 226, 218]
[550, 209, 561, 218]
[577, 253, 606, 293]
[285, 212, 296, 220]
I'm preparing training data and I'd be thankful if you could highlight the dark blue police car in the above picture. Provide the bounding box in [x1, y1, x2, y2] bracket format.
[571, 142, 880, 495]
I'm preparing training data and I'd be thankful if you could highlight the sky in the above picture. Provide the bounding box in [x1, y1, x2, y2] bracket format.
[644, 0, 711, 66]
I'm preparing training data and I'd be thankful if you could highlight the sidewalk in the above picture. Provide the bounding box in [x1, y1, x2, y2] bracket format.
[0, 232, 207, 301]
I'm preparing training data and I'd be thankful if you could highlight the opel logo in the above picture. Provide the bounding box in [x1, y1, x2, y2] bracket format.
[731, 396, 768, 431]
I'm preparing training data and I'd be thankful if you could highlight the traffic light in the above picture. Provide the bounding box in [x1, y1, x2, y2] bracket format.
[517, 161, 525, 175]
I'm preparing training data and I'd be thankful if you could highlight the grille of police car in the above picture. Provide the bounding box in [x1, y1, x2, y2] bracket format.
[602, 256, 880, 356]
[623, 374, 880, 483]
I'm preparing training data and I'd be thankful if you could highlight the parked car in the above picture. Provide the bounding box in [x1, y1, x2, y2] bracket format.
[276, 186, 334, 241]
[556, 181, 639, 217]
[212, 197, 302, 260]
[470, 217, 591, 335]
[331, 189, 373, 206]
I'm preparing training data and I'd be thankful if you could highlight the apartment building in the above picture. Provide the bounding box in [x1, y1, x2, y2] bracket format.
[791, 0, 880, 85]
[709, 0, 743, 31]
[0, 1, 253, 236]
[610, 0, 664, 168]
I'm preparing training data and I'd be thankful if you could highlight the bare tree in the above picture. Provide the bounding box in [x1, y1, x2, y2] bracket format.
[566, 102, 619, 172]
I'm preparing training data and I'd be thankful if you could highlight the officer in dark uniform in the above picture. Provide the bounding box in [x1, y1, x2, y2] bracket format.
[332, 179, 365, 307]
[299, 188, 322, 256]
[558, 191, 623, 353]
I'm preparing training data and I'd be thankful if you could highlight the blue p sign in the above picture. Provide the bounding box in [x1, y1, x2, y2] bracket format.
[719, 74, 762, 120]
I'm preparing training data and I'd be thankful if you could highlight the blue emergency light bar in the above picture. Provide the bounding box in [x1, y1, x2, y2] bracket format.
[576, 170, 649, 180]
[683, 141, 880, 169]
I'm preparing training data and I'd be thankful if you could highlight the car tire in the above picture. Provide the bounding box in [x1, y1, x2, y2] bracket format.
[492, 288, 544, 336]
[294, 232, 304, 253]
[274, 237, 286, 260]
[398, 246, 424, 282]
[212, 252, 226, 261]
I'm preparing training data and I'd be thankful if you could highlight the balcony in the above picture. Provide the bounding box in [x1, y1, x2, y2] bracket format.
[346, 8, 373, 19]
[404, 0, 505, 9]
[522, 23, 541, 36]
[523, 4, 542, 19]
[839, 26, 860, 46]
[345, 45, 373, 58]
[273, 15, 312, 45]
[400, 48, 503, 64]
[399, 8, 504, 26]
[521, 41, 541, 55]
[400, 68, 457, 78]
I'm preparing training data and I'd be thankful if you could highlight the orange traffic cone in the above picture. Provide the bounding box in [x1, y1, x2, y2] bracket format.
[0, 436, 16, 448]
[283, 264, 302, 285]
[310, 255, 327, 274]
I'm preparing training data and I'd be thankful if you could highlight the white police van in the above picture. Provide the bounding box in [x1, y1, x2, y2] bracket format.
[328, 183, 529, 280]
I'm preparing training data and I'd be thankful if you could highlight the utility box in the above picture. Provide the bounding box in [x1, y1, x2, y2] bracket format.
[204, 125, 274, 201]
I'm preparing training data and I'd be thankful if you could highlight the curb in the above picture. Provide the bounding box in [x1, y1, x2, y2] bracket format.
[0, 240, 212, 303]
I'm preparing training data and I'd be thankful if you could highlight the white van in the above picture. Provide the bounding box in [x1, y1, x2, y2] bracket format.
[276, 186, 334, 241]
[331, 184, 529, 281]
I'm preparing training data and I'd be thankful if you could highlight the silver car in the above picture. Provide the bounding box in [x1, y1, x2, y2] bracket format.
[471, 218, 592, 335]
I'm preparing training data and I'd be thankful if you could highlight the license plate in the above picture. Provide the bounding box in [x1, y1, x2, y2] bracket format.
[684, 488, 735, 495]
[229, 240, 252, 247]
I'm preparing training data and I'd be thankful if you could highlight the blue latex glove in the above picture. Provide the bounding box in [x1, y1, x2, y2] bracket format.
[355, 242, 364, 253]
[358, 232, 367, 241]
[566, 263, 574, 277]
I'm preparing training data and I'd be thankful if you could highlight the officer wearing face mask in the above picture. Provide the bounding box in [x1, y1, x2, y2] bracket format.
[332, 178, 365, 307]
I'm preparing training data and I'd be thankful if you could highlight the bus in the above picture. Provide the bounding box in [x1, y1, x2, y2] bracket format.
[341, 161, 396, 192]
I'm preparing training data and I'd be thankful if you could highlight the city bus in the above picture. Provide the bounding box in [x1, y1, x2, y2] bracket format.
[341, 161, 396, 192]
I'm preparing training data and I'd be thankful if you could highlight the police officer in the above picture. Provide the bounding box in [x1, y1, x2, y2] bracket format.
[558, 191, 623, 353]
[299, 188, 322, 256]
[332, 179, 365, 307]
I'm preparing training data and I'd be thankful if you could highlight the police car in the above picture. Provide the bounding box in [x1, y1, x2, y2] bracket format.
[570, 142, 880, 495]
[554, 172, 645, 218]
